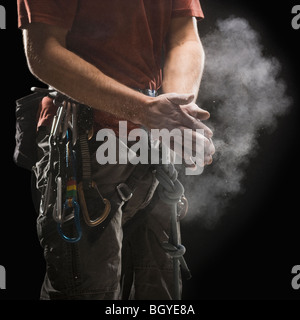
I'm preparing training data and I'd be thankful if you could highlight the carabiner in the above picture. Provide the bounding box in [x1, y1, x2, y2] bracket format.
[62, 102, 78, 146]
[77, 181, 111, 227]
[57, 198, 82, 243]
[52, 176, 63, 223]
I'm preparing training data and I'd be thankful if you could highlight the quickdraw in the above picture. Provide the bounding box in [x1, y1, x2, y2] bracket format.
[39, 92, 111, 243]
[49, 100, 82, 243]
[56, 137, 82, 243]
[77, 132, 111, 228]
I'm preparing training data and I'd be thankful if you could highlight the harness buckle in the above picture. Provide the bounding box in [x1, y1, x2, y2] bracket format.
[116, 183, 133, 202]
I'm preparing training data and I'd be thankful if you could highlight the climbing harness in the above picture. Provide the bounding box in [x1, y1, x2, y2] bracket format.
[26, 87, 190, 299]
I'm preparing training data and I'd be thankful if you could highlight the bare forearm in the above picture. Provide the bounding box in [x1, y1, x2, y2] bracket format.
[23, 26, 150, 125]
[162, 40, 205, 99]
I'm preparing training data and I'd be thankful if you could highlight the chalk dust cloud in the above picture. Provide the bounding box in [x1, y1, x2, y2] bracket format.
[181, 17, 292, 226]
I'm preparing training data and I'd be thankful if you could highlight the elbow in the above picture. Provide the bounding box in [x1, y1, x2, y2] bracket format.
[23, 30, 37, 75]
[22, 26, 62, 85]
[25, 53, 44, 81]
[23, 40, 48, 83]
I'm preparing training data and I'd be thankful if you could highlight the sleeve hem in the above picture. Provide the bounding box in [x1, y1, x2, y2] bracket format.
[18, 13, 73, 30]
[171, 9, 204, 20]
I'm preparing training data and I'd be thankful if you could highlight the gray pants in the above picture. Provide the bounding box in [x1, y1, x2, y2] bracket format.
[34, 128, 179, 300]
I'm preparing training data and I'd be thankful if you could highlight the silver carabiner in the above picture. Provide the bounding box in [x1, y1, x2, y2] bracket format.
[52, 101, 67, 139]
[52, 176, 63, 223]
[52, 176, 75, 223]
[71, 103, 78, 146]
[61, 101, 78, 146]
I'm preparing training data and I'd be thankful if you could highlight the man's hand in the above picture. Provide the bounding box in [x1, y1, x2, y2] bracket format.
[143, 92, 215, 167]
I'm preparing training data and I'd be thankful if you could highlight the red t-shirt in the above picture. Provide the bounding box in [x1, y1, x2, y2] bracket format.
[17, 0, 204, 131]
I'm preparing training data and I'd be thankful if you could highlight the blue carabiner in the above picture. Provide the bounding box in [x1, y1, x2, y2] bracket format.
[57, 198, 82, 243]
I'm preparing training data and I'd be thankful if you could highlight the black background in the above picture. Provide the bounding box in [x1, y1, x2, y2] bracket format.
[0, 0, 299, 301]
